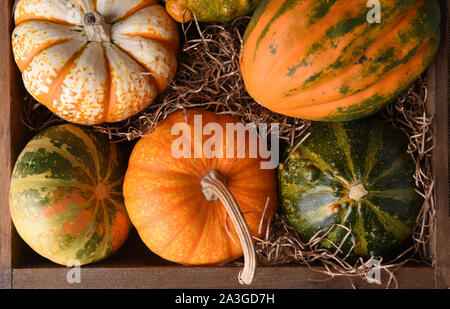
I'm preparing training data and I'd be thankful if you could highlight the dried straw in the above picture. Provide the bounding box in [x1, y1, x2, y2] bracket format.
[93, 16, 311, 143]
[21, 16, 435, 288]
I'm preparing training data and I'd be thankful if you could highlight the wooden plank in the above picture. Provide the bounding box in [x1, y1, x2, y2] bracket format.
[0, 0, 14, 290]
[432, 0, 450, 289]
[12, 265, 435, 289]
[1, 0, 32, 289]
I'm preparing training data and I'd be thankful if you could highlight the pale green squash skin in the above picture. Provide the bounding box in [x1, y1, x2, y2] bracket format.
[279, 117, 422, 259]
[9, 124, 131, 266]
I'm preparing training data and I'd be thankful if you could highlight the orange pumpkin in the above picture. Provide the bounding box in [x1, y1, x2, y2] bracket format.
[240, 0, 440, 121]
[12, 0, 179, 125]
[123, 110, 278, 281]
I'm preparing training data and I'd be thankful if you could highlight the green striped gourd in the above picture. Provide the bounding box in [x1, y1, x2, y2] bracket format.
[9, 124, 131, 266]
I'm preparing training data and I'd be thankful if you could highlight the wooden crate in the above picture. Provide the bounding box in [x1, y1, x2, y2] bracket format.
[1, 0, 448, 289]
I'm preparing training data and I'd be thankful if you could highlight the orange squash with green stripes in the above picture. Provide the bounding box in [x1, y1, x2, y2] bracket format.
[240, 0, 440, 121]
[9, 124, 131, 266]
[279, 117, 422, 259]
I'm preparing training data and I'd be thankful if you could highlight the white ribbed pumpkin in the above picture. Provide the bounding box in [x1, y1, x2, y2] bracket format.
[12, 0, 179, 125]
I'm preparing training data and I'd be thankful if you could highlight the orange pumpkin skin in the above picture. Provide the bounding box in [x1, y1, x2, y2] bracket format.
[123, 110, 278, 265]
[240, 0, 440, 121]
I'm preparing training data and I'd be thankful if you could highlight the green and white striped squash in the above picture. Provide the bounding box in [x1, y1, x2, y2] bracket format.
[9, 124, 131, 266]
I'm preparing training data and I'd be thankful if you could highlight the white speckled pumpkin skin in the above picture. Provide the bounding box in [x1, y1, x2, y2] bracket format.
[12, 0, 179, 125]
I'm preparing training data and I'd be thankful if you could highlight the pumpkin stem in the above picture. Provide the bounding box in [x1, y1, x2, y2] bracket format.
[349, 183, 369, 202]
[84, 11, 111, 42]
[200, 169, 257, 285]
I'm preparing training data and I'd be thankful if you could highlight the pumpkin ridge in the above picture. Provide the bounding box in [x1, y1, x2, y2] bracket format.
[253, 0, 299, 59]
[43, 43, 89, 108]
[284, 1, 421, 91]
[332, 123, 357, 182]
[247, 0, 368, 87]
[100, 160, 115, 191]
[293, 147, 350, 187]
[337, 201, 354, 225]
[370, 188, 421, 202]
[274, 35, 436, 119]
[44, 125, 100, 178]
[367, 157, 407, 187]
[273, 1, 427, 108]
[99, 199, 112, 258]
[184, 201, 214, 264]
[109, 0, 159, 24]
[17, 138, 95, 185]
[101, 44, 112, 124]
[113, 38, 176, 91]
[54, 197, 99, 264]
[149, 202, 207, 255]
[26, 138, 97, 185]
[73, 198, 104, 263]
[242, 0, 439, 121]
[102, 146, 123, 185]
[129, 161, 203, 180]
[67, 125, 102, 180]
[16, 37, 74, 72]
[15, 15, 80, 27]
[110, 42, 162, 92]
[364, 199, 411, 240]
[279, 4, 371, 82]
[302, 196, 350, 226]
[90, 199, 119, 262]
[352, 202, 369, 257]
[12, 176, 94, 194]
[362, 123, 384, 182]
[242, 0, 272, 44]
[118, 33, 179, 55]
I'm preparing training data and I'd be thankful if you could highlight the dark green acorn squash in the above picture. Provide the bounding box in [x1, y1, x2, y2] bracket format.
[279, 117, 422, 259]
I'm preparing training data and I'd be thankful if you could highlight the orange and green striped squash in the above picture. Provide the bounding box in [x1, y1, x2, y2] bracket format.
[9, 124, 131, 266]
[240, 0, 440, 121]
[123, 110, 278, 265]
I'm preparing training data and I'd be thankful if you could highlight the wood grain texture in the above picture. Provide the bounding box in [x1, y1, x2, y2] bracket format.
[432, 0, 450, 289]
[12, 265, 435, 289]
[1, 0, 32, 289]
[0, 0, 14, 289]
